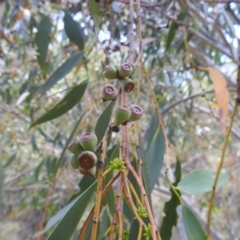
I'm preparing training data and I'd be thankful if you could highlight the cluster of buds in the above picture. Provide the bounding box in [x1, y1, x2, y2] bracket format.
[67, 132, 98, 177]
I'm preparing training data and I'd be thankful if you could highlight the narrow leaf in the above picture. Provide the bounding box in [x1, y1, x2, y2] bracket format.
[35, 15, 51, 70]
[178, 169, 229, 195]
[95, 101, 115, 143]
[4, 153, 16, 168]
[30, 81, 88, 128]
[38, 51, 84, 94]
[64, 11, 85, 51]
[208, 67, 229, 132]
[128, 219, 139, 240]
[165, 22, 179, 51]
[47, 181, 97, 240]
[89, 0, 101, 30]
[160, 157, 182, 240]
[182, 205, 207, 240]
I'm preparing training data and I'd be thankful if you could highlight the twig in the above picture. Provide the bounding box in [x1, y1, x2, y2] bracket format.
[78, 171, 121, 240]
[206, 101, 238, 238]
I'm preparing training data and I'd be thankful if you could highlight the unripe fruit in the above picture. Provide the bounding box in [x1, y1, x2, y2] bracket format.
[79, 166, 96, 177]
[128, 104, 143, 121]
[69, 154, 79, 169]
[78, 151, 97, 170]
[67, 136, 82, 154]
[118, 63, 133, 78]
[102, 84, 117, 101]
[121, 78, 135, 93]
[103, 65, 118, 79]
[79, 132, 98, 151]
[113, 106, 131, 126]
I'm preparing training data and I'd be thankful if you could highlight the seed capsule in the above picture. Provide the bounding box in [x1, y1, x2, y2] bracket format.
[79, 132, 98, 151]
[113, 106, 131, 126]
[67, 136, 82, 154]
[103, 65, 118, 79]
[69, 154, 79, 169]
[128, 104, 143, 121]
[102, 84, 117, 101]
[79, 166, 96, 177]
[121, 78, 135, 93]
[78, 151, 97, 170]
[118, 63, 134, 78]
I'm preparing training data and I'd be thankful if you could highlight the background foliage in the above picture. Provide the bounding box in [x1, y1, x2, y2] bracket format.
[0, 0, 240, 240]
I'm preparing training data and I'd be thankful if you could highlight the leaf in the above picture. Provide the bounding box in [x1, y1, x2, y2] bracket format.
[146, 128, 165, 192]
[47, 181, 97, 240]
[160, 157, 182, 240]
[97, 208, 110, 240]
[165, 22, 179, 51]
[35, 15, 51, 71]
[89, 0, 101, 30]
[64, 11, 85, 51]
[177, 169, 229, 195]
[38, 51, 84, 94]
[182, 205, 207, 240]
[4, 153, 16, 168]
[30, 81, 88, 128]
[208, 67, 229, 132]
[128, 219, 139, 240]
[94, 101, 114, 143]
[0, 163, 4, 204]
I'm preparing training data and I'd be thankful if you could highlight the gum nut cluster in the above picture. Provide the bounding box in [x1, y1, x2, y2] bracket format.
[102, 62, 135, 96]
[67, 132, 98, 177]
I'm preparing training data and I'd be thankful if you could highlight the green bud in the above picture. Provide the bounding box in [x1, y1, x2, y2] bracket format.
[78, 151, 97, 170]
[79, 132, 98, 151]
[113, 106, 131, 126]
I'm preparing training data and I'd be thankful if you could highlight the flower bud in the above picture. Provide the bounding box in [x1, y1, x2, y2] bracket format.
[78, 151, 97, 169]
[113, 106, 131, 126]
[79, 132, 98, 151]
[79, 166, 96, 177]
[121, 78, 135, 93]
[67, 136, 82, 154]
[69, 154, 79, 169]
[128, 104, 143, 121]
[103, 65, 118, 79]
[102, 84, 117, 101]
[118, 63, 133, 78]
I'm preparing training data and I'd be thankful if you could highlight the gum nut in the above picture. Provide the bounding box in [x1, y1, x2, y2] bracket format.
[79, 166, 96, 177]
[79, 132, 98, 151]
[70, 154, 79, 169]
[103, 65, 118, 79]
[128, 104, 143, 121]
[118, 63, 133, 78]
[67, 136, 82, 154]
[121, 78, 135, 93]
[113, 106, 131, 126]
[78, 151, 97, 170]
[102, 84, 117, 100]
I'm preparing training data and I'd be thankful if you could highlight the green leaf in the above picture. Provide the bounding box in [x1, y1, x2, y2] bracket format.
[30, 81, 88, 128]
[38, 51, 84, 94]
[95, 101, 115, 143]
[177, 169, 229, 195]
[4, 153, 16, 168]
[98, 208, 110, 240]
[165, 22, 179, 51]
[182, 205, 207, 240]
[35, 15, 51, 71]
[160, 157, 182, 240]
[89, 0, 101, 30]
[128, 219, 139, 240]
[64, 11, 85, 51]
[47, 180, 97, 240]
[145, 114, 165, 192]
[0, 163, 4, 204]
